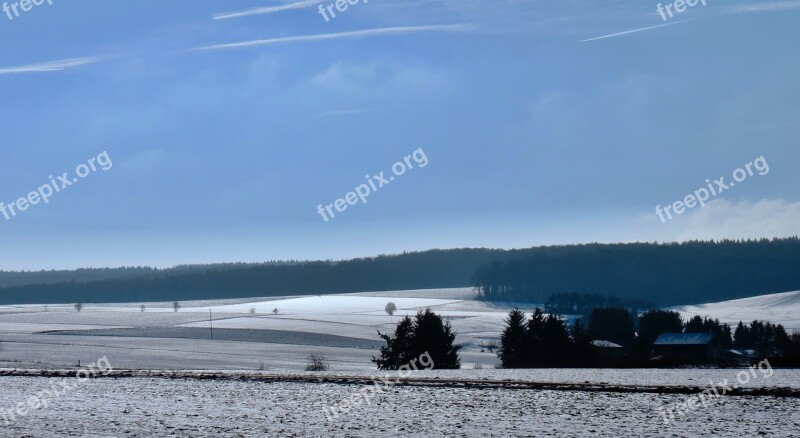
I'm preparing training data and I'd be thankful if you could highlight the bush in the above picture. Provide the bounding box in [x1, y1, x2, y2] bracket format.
[305, 353, 330, 371]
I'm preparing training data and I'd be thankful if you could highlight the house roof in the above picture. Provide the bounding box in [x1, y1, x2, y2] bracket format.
[591, 340, 623, 348]
[653, 333, 715, 345]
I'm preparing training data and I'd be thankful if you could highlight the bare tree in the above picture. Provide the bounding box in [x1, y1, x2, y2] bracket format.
[249, 307, 256, 315]
[480, 340, 498, 353]
[140, 305, 146, 313]
[305, 353, 330, 371]
[272, 308, 279, 315]
[173, 301, 181, 313]
[74, 303, 83, 313]
[385, 302, 397, 316]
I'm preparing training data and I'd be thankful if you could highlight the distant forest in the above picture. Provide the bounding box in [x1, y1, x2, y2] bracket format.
[0, 262, 302, 288]
[0, 238, 798, 305]
[0, 249, 515, 304]
[472, 238, 800, 306]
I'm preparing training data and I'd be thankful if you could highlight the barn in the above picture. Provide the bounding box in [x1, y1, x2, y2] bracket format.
[651, 333, 723, 365]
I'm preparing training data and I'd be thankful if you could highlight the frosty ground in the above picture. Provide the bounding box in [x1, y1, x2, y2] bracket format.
[0, 375, 798, 437]
[1, 288, 799, 436]
[2, 287, 798, 371]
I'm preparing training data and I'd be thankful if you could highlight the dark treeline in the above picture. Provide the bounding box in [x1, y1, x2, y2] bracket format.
[0, 249, 519, 305]
[473, 237, 800, 305]
[498, 308, 593, 368]
[2, 238, 799, 305]
[0, 267, 158, 288]
[0, 262, 304, 288]
[498, 307, 800, 368]
[545, 292, 655, 315]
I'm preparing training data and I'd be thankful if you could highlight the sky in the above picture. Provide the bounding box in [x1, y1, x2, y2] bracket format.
[0, 0, 798, 270]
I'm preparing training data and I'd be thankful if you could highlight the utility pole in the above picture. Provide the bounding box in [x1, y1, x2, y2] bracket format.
[209, 309, 213, 339]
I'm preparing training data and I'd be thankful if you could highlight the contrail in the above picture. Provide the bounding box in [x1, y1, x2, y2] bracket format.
[195, 24, 474, 51]
[579, 19, 696, 43]
[729, 0, 800, 14]
[0, 56, 102, 75]
[214, 0, 325, 20]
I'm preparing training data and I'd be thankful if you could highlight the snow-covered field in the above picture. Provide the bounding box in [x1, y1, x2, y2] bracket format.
[1, 287, 799, 372]
[0, 288, 512, 371]
[1, 288, 799, 437]
[674, 290, 800, 331]
[0, 376, 797, 437]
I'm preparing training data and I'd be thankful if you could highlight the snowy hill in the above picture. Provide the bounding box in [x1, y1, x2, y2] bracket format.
[674, 290, 800, 332]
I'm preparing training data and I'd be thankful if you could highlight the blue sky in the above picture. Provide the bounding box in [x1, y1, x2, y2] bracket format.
[0, 0, 798, 269]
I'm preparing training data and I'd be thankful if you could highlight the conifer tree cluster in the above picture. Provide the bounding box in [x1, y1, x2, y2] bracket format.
[373, 309, 461, 370]
[497, 308, 593, 368]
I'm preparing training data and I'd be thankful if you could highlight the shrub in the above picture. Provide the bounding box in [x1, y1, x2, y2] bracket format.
[305, 353, 330, 371]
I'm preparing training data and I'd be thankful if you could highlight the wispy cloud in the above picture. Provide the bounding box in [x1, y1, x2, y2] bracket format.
[729, 0, 800, 14]
[194, 24, 474, 51]
[579, 20, 695, 43]
[0, 56, 102, 75]
[580, 0, 800, 43]
[214, 0, 324, 20]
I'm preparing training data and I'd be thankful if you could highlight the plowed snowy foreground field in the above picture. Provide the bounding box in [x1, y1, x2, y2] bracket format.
[0, 376, 799, 437]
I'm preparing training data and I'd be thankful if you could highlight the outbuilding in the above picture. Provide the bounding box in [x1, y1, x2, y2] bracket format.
[651, 333, 722, 365]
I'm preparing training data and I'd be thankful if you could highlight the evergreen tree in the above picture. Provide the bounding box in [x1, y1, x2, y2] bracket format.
[525, 308, 547, 366]
[775, 325, 791, 353]
[636, 309, 684, 360]
[373, 309, 461, 370]
[373, 316, 414, 370]
[498, 308, 528, 368]
[734, 321, 750, 348]
[721, 323, 733, 349]
[541, 313, 570, 366]
[588, 307, 634, 347]
[569, 318, 593, 366]
[410, 309, 461, 369]
[685, 315, 706, 333]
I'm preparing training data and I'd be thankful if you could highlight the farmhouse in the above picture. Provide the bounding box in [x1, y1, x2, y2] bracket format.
[651, 333, 723, 365]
